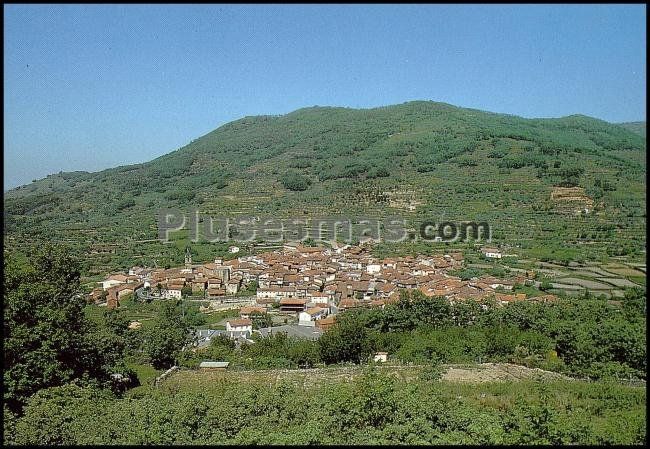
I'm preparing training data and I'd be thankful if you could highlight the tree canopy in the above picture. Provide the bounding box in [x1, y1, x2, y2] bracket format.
[3, 246, 128, 412]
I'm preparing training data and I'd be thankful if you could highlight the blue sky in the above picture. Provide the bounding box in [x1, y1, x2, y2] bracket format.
[4, 4, 646, 189]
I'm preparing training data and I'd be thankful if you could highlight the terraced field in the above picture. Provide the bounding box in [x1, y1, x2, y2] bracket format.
[468, 256, 645, 298]
[156, 362, 573, 392]
[542, 261, 645, 298]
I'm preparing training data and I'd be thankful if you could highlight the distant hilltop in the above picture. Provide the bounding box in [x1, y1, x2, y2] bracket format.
[618, 121, 646, 138]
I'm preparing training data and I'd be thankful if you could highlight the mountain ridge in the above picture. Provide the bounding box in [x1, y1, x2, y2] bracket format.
[6, 101, 645, 193]
[618, 121, 646, 138]
[4, 100, 646, 271]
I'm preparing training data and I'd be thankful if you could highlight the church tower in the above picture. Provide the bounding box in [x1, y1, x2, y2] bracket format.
[184, 246, 192, 267]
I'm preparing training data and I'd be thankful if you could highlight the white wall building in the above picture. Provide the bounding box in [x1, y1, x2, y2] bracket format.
[298, 307, 328, 327]
[257, 289, 276, 300]
[163, 288, 182, 299]
[373, 352, 388, 363]
[481, 247, 502, 259]
[298, 312, 316, 327]
[256, 287, 296, 301]
[225, 319, 253, 338]
[226, 281, 240, 295]
[366, 263, 381, 274]
[100, 279, 125, 290]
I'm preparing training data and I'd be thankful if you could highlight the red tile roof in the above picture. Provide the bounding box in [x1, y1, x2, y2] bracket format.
[227, 318, 252, 327]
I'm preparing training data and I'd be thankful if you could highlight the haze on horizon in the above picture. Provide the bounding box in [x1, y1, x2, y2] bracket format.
[4, 4, 646, 190]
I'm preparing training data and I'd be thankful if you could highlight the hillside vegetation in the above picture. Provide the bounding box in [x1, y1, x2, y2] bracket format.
[619, 121, 646, 138]
[4, 101, 646, 273]
[4, 373, 645, 445]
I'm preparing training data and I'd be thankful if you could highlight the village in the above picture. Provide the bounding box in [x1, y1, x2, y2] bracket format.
[89, 243, 558, 348]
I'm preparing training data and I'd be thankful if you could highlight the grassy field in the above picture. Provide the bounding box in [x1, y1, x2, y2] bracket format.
[125, 360, 163, 394]
[198, 308, 240, 327]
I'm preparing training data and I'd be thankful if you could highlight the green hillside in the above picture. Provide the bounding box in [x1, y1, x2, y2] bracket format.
[619, 121, 646, 138]
[4, 101, 646, 273]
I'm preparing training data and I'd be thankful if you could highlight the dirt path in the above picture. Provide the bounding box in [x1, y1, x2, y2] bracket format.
[441, 363, 570, 383]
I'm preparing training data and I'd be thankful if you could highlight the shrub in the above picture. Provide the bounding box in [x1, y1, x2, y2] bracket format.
[280, 171, 311, 191]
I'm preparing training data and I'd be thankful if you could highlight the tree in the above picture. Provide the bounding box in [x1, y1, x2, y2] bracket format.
[622, 287, 646, 318]
[182, 303, 207, 327]
[90, 309, 139, 386]
[3, 245, 122, 412]
[7, 384, 112, 445]
[288, 340, 320, 368]
[250, 312, 272, 330]
[239, 280, 259, 296]
[319, 314, 372, 364]
[280, 171, 311, 191]
[204, 335, 235, 361]
[142, 301, 189, 369]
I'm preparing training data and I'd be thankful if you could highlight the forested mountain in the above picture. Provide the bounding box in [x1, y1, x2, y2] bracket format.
[4, 101, 646, 272]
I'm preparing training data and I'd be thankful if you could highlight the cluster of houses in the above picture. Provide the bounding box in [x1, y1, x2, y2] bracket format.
[91, 243, 556, 329]
[89, 253, 245, 308]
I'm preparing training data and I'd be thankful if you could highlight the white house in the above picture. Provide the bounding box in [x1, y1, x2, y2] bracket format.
[307, 292, 330, 303]
[256, 286, 296, 301]
[298, 312, 316, 327]
[99, 274, 129, 290]
[298, 307, 328, 327]
[481, 247, 502, 259]
[373, 352, 388, 363]
[163, 288, 182, 299]
[486, 281, 514, 291]
[226, 280, 240, 295]
[366, 263, 381, 274]
[256, 288, 276, 300]
[128, 267, 144, 276]
[226, 318, 253, 338]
